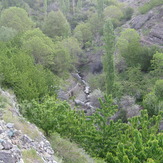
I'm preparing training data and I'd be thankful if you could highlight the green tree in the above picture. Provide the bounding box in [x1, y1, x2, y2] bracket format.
[0, 26, 17, 42]
[104, 5, 123, 27]
[103, 20, 115, 95]
[151, 52, 163, 77]
[117, 29, 141, 67]
[143, 79, 163, 116]
[0, 45, 57, 101]
[0, 7, 34, 32]
[73, 22, 93, 48]
[88, 13, 104, 36]
[60, 37, 82, 66]
[97, 0, 104, 18]
[21, 28, 55, 67]
[43, 10, 71, 39]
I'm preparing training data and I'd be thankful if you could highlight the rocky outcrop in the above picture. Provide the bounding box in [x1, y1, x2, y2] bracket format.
[0, 89, 58, 163]
[121, 1, 163, 48]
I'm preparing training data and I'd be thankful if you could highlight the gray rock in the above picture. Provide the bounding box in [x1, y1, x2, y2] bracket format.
[0, 130, 3, 134]
[0, 139, 4, 143]
[1, 141, 13, 150]
[21, 135, 32, 145]
[0, 151, 16, 163]
[7, 130, 15, 138]
[131, 12, 153, 29]
[0, 144, 3, 150]
[6, 123, 14, 129]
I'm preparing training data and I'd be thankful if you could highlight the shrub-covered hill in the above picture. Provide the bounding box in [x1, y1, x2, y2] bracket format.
[0, 89, 102, 163]
[120, 0, 163, 48]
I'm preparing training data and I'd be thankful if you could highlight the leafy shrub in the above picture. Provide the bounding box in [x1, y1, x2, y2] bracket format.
[122, 7, 134, 21]
[0, 26, 17, 42]
[0, 43, 58, 101]
[74, 23, 93, 48]
[49, 132, 98, 163]
[89, 89, 104, 108]
[0, 7, 34, 32]
[143, 79, 163, 116]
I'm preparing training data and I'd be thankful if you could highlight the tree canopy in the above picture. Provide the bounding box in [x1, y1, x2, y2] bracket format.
[0, 7, 34, 32]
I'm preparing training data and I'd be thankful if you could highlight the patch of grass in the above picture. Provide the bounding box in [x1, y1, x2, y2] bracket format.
[22, 149, 44, 163]
[0, 95, 8, 108]
[49, 132, 105, 163]
[139, 0, 163, 14]
[3, 107, 41, 140]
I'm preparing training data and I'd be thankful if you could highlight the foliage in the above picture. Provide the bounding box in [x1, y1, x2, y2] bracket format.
[21, 28, 55, 66]
[43, 10, 71, 39]
[73, 22, 93, 48]
[60, 37, 82, 67]
[0, 43, 58, 101]
[143, 79, 163, 116]
[0, 7, 34, 32]
[117, 28, 141, 67]
[151, 52, 163, 77]
[20, 95, 93, 137]
[88, 13, 104, 36]
[106, 110, 163, 162]
[21, 28, 72, 77]
[50, 41, 72, 77]
[103, 20, 115, 95]
[87, 73, 106, 91]
[139, 0, 163, 14]
[117, 29, 157, 71]
[11, 88, 163, 162]
[1, 0, 25, 9]
[49, 132, 102, 163]
[104, 5, 123, 27]
[0, 26, 17, 42]
[122, 7, 134, 21]
[96, 0, 104, 18]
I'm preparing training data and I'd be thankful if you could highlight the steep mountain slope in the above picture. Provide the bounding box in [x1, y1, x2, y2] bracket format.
[121, 0, 163, 48]
[0, 89, 59, 163]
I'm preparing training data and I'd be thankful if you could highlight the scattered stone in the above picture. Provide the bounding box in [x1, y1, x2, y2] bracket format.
[1, 141, 13, 150]
[6, 123, 14, 129]
[0, 89, 58, 163]
[0, 151, 16, 163]
[7, 130, 15, 138]
[0, 144, 3, 150]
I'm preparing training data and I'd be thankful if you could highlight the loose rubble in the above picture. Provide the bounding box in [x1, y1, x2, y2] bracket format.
[0, 89, 58, 163]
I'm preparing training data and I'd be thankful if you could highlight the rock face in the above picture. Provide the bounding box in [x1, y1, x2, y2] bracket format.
[0, 89, 58, 163]
[122, 1, 163, 48]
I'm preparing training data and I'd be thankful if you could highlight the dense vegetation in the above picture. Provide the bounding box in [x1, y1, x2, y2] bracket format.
[0, 0, 163, 162]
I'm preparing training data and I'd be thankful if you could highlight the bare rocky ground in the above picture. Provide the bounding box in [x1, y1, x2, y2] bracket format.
[0, 89, 58, 163]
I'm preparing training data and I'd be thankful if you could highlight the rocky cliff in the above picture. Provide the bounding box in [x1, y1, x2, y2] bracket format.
[0, 89, 59, 163]
[121, 0, 163, 48]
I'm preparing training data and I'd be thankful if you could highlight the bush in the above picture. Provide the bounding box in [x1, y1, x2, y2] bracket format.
[49, 132, 99, 163]
[154, 79, 163, 100]
[89, 89, 104, 108]
[122, 7, 134, 21]
[143, 80, 163, 116]
[0, 44, 58, 101]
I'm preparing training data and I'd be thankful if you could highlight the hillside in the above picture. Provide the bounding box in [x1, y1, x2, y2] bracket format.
[0, 89, 101, 163]
[122, 0, 163, 48]
[0, 0, 163, 162]
[0, 89, 58, 163]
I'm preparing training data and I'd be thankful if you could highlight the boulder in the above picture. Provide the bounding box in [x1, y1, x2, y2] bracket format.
[0, 151, 16, 163]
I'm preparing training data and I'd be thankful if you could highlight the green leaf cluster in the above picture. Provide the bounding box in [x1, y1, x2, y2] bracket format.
[0, 42, 58, 101]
